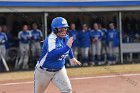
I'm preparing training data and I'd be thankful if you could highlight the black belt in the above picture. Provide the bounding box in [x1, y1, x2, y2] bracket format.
[40, 66, 61, 72]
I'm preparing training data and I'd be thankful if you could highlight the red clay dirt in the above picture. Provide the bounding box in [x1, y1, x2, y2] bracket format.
[0, 75, 140, 93]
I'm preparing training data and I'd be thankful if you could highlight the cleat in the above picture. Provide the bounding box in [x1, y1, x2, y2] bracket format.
[90, 62, 95, 66]
[83, 63, 88, 67]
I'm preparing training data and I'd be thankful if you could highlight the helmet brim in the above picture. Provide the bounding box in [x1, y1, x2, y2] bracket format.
[56, 24, 69, 28]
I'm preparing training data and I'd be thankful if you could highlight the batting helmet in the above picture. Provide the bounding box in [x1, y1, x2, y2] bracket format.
[51, 17, 69, 32]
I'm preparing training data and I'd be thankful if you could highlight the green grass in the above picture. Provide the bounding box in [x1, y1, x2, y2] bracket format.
[0, 64, 140, 82]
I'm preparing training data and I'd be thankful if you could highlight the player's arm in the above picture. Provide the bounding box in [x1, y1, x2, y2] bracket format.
[18, 31, 22, 41]
[108, 30, 113, 41]
[99, 31, 104, 40]
[47, 45, 70, 59]
[90, 30, 96, 42]
[68, 42, 81, 66]
[4, 33, 8, 41]
[27, 31, 32, 40]
[68, 49, 74, 59]
[47, 37, 74, 59]
[69, 50, 81, 66]
[1, 33, 8, 44]
[39, 30, 43, 41]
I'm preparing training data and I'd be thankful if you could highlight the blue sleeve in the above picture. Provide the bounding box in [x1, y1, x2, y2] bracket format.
[89, 30, 92, 38]
[107, 31, 113, 41]
[4, 34, 8, 41]
[99, 31, 103, 40]
[69, 49, 74, 59]
[90, 31, 94, 38]
[47, 45, 70, 59]
[39, 30, 43, 37]
[18, 31, 24, 41]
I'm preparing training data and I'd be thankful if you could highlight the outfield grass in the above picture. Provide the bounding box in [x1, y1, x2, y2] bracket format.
[0, 64, 140, 82]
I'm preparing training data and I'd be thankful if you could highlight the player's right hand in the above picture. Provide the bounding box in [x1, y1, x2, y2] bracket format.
[67, 37, 74, 48]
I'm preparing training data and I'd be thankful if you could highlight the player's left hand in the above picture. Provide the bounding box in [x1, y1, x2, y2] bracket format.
[70, 58, 82, 66]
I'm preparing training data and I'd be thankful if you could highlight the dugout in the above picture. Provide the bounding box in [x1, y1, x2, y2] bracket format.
[0, 0, 140, 65]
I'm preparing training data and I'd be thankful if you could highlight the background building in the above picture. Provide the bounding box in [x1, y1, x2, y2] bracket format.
[0, 0, 140, 64]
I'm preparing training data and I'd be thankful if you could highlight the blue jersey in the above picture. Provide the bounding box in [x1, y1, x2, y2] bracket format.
[101, 28, 107, 41]
[4, 32, 12, 49]
[0, 32, 8, 45]
[31, 29, 43, 42]
[69, 29, 78, 47]
[38, 32, 74, 69]
[18, 31, 31, 44]
[106, 29, 119, 47]
[90, 29, 103, 40]
[78, 30, 91, 48]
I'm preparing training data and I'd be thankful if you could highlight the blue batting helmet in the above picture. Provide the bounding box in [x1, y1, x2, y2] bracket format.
[51, 17, 69, 32]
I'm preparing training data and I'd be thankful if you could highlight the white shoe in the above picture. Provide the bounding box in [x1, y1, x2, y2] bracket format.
[108, 61, 113, 65]
[100, 61, 105, 65]
[22, 65, 29, 70]
[83, 63, 88, 67]
[98, 62, 102, 65]
[113, 61, 116, 65]
[90, 62, 95, 66]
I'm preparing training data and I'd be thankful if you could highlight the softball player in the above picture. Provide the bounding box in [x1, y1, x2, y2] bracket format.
[68, 23, 79, 66]
[2, 25, 11, 49]
[0, 26, 8, 62]
[90, 23, 103, 65]
[78, 24, 91, 66]
[31, 23, 43, 66]
[16, 25, 31, 69]
[106, 23, 119, 65]
[99, 24, 108, 65]
[34, 17, 81, 93]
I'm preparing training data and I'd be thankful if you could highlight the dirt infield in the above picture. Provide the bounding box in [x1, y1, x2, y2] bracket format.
[1, 64, 140, 82]
[0, 73, 140, 93]
[1, 64, 140, 93]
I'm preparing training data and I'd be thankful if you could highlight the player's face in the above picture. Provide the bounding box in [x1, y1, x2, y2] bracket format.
[93, 24, 99, 30]
[82, 25, 88, 31]
[109, 24, 115, 29]
[32, 24, 38, 29]
[70, 24, 75, 30]
[57, 27, 67, 38]
[23, 25, 28, 31]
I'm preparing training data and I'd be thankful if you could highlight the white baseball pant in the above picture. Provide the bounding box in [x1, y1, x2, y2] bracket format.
[31, 41, 41, 58]
[34, 65, 72, 93]
[17, 43, 29, 69]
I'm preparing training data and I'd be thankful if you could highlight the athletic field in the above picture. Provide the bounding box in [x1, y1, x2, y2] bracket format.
[0, 64, 140, 93]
